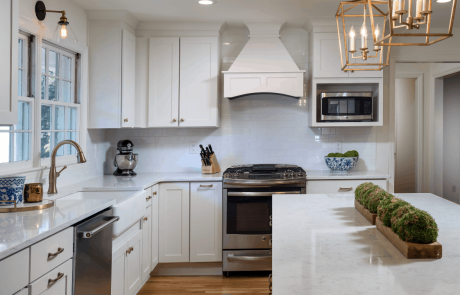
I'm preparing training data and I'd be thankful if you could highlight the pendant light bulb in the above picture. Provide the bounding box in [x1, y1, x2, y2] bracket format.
[60, 24, 68, 38]
[374, 24, 380, 40]
[360, 23, 368, 38]
[349, 25, 356, 39]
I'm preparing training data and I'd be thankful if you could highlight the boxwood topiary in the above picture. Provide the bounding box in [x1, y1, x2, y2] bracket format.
[393, 209, 439, 244]
[379, 198, 410, 227]
[390, 204, 416, 232]
[359, 184, 381, 207]
[377, 194, 395, 221]
[355, 182, 372, 202]
[367, 190, 390, 213]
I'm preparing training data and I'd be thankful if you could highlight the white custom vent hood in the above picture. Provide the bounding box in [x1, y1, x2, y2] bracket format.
[223, 22, 305, 99]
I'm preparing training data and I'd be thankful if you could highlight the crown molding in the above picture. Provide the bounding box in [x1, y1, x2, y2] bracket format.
[86, 11, 140, 29]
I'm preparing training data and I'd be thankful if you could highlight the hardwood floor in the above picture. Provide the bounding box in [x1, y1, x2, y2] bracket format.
[138, 274, 271, 294]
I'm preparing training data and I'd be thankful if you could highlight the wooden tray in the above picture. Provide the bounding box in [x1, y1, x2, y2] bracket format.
[376, 217, 442, 259]
[354, 199, 377, 225]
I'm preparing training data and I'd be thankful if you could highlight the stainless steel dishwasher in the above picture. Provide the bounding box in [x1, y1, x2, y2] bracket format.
[73, 208, 119, 295]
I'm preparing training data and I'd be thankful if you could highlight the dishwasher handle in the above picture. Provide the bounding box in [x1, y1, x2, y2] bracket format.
[227, 255, 272, 262]
[79, 216, 119, 239]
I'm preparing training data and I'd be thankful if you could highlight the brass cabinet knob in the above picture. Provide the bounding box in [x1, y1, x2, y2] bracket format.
[172, 118, 177, 122]
[153, 191, 157, 195]
[180, 118, 184, 122]
[144, 217, 148, 221]
[146, 196, 152, 201]
[124, 118, 128, 123]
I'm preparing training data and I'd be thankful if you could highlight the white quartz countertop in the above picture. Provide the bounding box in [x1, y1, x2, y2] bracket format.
[273, 193, 460, 295]
[0, 196, 116, 260]
[305, 170, 390, 180]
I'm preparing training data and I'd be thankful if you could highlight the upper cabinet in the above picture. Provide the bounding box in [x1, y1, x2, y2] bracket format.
[88, 21, 136, 129]
[312, 32, 382, 79]
[0, 0, 18, 125]
[148, 37, 220, 128]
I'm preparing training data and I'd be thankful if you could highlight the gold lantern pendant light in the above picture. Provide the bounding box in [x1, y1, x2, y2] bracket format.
[336, 0, 391, 72]
[371, 0, 458, 46]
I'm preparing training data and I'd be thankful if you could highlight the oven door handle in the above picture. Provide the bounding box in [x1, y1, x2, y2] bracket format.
[227, 191, 300, 197]
[227, 255, 272, 262]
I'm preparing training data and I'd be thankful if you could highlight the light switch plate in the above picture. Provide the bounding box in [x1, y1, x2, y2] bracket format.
[189, 142, 197, 154]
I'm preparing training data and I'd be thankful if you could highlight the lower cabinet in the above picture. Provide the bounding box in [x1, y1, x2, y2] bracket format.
[14, 289, 28, 295]
[306, 179, 388, 194]
[112, 228, 143, 295]
[28, 258, 73, 295]
[0, 248, 29, 295]
[151, 184, 159, 270]
[159, 181, 223, 263]
[159, 182, 190, 263]
[141, 206, 152, 283]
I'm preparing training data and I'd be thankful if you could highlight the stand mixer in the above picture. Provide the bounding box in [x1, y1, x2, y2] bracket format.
[113, 140, 138, 176]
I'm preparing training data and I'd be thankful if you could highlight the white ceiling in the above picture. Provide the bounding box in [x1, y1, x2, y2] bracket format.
[71, 0, 459, 28]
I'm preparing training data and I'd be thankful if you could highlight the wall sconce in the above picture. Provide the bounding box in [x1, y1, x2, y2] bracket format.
[35, 1, 78, 45]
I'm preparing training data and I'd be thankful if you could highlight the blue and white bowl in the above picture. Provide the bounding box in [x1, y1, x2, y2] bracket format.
[324, 157, 359, 172]
[0, 176, 26, 206]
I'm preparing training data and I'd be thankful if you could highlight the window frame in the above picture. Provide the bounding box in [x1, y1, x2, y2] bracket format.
[0, 31, 85, 174]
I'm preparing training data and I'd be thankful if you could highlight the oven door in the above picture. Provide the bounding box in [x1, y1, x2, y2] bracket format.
[223, 188, 300, 250]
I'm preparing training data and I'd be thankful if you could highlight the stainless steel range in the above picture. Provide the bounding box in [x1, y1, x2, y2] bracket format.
[222, 164, 306, 275]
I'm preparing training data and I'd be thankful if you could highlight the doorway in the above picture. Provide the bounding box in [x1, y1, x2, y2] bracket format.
[395, 78, 417, 193]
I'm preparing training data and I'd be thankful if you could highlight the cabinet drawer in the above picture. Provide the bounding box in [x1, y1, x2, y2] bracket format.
[30, 227, 74, 282]
[306, 179, 387, 194]
[0, 248, 29, 295]
[28, 258, 73, 295]
[145, 189, 153, 208]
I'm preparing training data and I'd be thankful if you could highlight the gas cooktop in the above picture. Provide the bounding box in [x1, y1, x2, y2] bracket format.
[223, 164, 306, 180]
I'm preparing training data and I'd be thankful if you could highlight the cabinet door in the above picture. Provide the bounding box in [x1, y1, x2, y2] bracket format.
[14, 288, 28, 295]
[148, 37, 180, 127]
[179, 37, 219, 127]
[190, 182, 222, 262]
[141, 207, 152, 283]
[0, 0, 18, 125]
[112, 242, 127, 295]
[306, 179, 387, 194]
[28, 258, 72, 295]
[159, 182, 190, 263]
[0, 248, 29, 295]
[151, 185, 159, 270]
[126, 230, 142, 295]
[313, 33, 349, 78]
[122, 29, 136, 128]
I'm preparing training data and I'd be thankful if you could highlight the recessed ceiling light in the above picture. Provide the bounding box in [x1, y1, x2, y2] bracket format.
[199, 0, 214, 4]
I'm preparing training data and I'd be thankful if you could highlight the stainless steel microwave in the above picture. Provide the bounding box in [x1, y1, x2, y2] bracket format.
[320, 92, 373, 122]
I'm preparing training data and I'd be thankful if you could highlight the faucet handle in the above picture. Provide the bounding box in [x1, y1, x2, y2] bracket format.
[57, 166, 68, 176]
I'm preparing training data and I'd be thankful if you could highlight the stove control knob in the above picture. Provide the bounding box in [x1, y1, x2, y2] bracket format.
[233, 173, 239, 179]
[224, 173, 229, 178]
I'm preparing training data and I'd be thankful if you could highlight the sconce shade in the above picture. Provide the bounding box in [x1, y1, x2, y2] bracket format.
[52, 22, 78, 45]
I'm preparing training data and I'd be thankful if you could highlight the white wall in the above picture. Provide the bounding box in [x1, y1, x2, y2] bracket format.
[105, 26, 379, 174]
[16, 0, 110, 189]
[443, 73, 460, 203]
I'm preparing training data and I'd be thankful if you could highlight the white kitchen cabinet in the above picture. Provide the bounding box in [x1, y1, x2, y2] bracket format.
[111, 242, 126, 295]
[88, 21, 136, 128]
[148, 37, 180, 127]
[179, 37, 220, 127]
[14, 288, 28, 295]
[159, 182, 190, 263]
[312, 32, 382, 79]
[141, 206, 152, 283]
[151, 185, 159, 270]
[125, 230, 142, 295]
[28, 258, 73, 295]
[190, 182, 222, 262]
[147, 37, 220, 128]
[0, 0, 18, 125]
[0, 248, 29, 295]
[306, 179, 387, 194]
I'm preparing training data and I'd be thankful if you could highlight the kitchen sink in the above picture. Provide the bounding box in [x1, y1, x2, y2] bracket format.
[60, 190, 147, 237]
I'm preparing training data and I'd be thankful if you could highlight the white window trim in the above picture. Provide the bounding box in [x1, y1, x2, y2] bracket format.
[0, 30, 88, 176]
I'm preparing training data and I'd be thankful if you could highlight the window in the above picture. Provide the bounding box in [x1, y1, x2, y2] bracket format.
[40, 42, 80, 161]
[0, 33, 81, 173]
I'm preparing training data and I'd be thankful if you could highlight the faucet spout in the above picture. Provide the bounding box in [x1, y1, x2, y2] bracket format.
[48, 140, 86, 194]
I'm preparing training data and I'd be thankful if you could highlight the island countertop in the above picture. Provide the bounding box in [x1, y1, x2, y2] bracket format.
[273, 193, 460, 295]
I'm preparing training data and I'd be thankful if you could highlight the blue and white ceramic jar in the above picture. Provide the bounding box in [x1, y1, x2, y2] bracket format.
[0, 176, 26, 205]
[324, 157, 359, 172]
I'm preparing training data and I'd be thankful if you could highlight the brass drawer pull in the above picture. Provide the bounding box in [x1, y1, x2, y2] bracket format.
[146, 196, 152, 201]
[153, 191, 157, 195]
[172, 118, 177, 122]
[126, 246, 134, 254]
[48, 272, 64, 285]
[124, 118, 128, 123]
[200, 184, 213, 188]
[143, 217, 148, 221]
[339, 187, 353, 191]
[48, 247, 64, 259]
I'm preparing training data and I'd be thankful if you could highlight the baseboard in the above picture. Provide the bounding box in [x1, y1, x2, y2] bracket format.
[150, 262, 223, 276]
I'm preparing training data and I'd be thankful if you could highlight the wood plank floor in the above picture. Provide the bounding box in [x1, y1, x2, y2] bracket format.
[138, 275, 271, 294]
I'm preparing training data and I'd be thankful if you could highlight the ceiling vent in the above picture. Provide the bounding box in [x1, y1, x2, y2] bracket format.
[223, 22, 305, 99]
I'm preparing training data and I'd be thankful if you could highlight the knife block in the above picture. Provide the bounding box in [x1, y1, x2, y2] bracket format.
[202, 154, 221, 174]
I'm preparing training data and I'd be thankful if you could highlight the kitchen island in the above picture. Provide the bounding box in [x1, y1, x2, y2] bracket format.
[273, 193, 460, 294]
